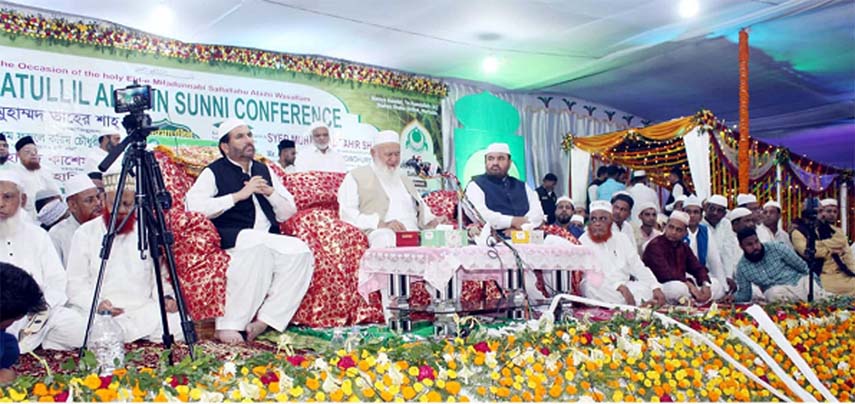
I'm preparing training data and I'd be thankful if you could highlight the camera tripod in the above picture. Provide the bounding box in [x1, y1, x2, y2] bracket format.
[80, 111, 197, 363]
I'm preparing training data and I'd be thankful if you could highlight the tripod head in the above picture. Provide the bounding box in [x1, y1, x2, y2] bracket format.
[98, 83, 160, 173]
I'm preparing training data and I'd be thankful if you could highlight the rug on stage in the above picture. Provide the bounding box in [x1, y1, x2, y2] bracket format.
[3, 299, 854, 402]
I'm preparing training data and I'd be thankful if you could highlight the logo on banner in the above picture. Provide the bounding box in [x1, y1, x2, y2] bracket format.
[151, 119, 197, 139]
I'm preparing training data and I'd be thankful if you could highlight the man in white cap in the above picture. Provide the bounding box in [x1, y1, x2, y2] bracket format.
[66, 172, 185, 344]
[83, 130, 123, 174]
[295, 121, 347, 173]
[683, 196, 728, 300]
[642, 210, 713, 304]
[568, 214, 586, 238]
[627, 170, 659, 225]
[761, 200, 792, 248]
[48, 174, 103, 266]
[580, 200, 665, 306]
[12, 136, 60, 221]
[36, 199, 69, 231]
[791, 198, 855, 296]
[737, 193, 773, 243]
[703, 194, 740, 277]
[338, 130, 443, 247]
[552, 196, 577, 233]
[186, 118, 314, 344]
[0, 169, 85, 353]
[633, 201, 661, 255]
[610, 191, 637, 248]
[665, 193, 687, 213]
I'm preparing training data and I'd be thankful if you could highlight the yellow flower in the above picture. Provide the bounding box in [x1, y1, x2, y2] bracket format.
[342, 380, 353, 397]
[289, 386, 304, 397]
[83, 374, 102, 390]
[7, 389, 26, 401]
[612, 391, 624, 402]
[231, 390, 242, 401]
[241, 367, 250, 376]
[315, 392, 326, 401]
[189, 388, 202, 401]
[409, 367, 420, 377]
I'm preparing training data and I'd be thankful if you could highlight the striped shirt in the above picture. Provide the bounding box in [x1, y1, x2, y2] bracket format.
[735, 241, 809, 303]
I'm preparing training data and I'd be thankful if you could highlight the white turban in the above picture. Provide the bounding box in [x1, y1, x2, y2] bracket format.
[0, 169, 23, 187]
[214, 118, 248, 141]
[485, 143, 510, 156]
[683, 195, 702, 209]
[707, 194, 728, 208]
[728, 207, 752, 221]
[307, 121, 330, 136]
[373, 130, 400, 146]
[556, 196, 574, 206]
[64, 174, 96, 198]
[38, 199, 68, 227]
[570, 214, 585, 224]
[763, 200, 782, 210]
[590, 200, 612, 214]
[736, 193, 758, 206]
[819, 198, 838, 207]
[669, 210, 690, 226]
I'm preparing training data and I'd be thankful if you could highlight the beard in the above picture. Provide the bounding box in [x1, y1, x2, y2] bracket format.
[0, 209, 24, 238]
[588, 226, 613, 244]
[372, 159, 399, 183]
[0, 154, 7, 164]
[745, 245, 766, 263]
[555, 214, 572, 226]
[102, 211, 136, 235]
[22, 159, 41, 171]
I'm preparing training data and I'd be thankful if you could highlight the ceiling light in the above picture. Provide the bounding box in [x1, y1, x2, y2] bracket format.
[678, 0, 699, 18]
[483, 55, 499, 73]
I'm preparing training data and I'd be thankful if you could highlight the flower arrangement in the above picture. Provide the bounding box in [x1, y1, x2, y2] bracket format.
[0, 9, 447, 97]
[2, 298, 852, 402]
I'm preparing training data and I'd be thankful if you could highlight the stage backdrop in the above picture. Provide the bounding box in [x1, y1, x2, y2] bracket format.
[0, 22, 442, 187]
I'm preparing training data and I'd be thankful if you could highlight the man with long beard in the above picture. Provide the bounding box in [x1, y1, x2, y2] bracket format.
[0, 170, 84, 353]
[186, 119, 313, 344]
[13, 136, 60, 220]
[579, 200, 665, 306]
[65, 173, 184, 343]
[733, 227, 826, 303]
[295, 121, 348, 173]
[642, 211, 713, 304]
[49, 174, 103, 266]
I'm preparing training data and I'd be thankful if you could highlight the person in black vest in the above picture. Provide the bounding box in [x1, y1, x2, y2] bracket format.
[186, 119, 314, 345]
[535, 173, 558, 224]
[464, 142, 575, 299]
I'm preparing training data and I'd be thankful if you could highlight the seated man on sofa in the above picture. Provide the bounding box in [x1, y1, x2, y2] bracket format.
[185, 119, 314, 344]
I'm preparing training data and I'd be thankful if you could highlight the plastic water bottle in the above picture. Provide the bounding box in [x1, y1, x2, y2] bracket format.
[88, 310, 125, 375]
[330, 327, 345, 348]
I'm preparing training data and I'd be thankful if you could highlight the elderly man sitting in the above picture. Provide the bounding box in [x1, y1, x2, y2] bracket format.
[642, 210, 713, 304]
[296, 121, 348, 173]
[0, 170, 84, 352]
[580, 201, 665, 306]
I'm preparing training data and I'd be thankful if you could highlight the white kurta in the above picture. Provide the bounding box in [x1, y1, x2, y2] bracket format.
[66, 219, 183, 343]
[686, 226, 727, 300]
[48, 215, 81, 267]
[185, 158, 314, 332]
[0, 214, 84, 352]
[755, 224, 775, 243]
[628, 183, 660, 225]
[295, 146, 347, 173]
[703, 218, 740, 279]
[579, 231, 661, 305]
[612, 221, 637, 249]
[464, 179, 544, 230]
[14, 165, 60, 220]
[761, 224, 792, 248]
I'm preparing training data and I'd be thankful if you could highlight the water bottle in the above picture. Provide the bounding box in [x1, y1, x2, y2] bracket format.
[345, 326, 362, 351]
[329, 327, 345, 348]
[88, 310, 125, 375]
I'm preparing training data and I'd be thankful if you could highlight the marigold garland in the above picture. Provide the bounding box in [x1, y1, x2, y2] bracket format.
[0, 9, 448, 97]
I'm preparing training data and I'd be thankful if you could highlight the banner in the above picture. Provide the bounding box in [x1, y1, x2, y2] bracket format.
[0, 35, 442, 185]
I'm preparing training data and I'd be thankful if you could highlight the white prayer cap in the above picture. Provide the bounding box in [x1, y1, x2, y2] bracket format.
[683, 195, 703, 209]
[0, 169, 22, 187]
[612, 190, 634, 203]
[707, 194, 728, 208]
[373, 130, 400, 146]
[589, 200, 612, 214]
[736, 193, 757, 206]
[35, 188, 61, 202]
[556, 196, 574, 206]
[631, 170, 647, 178]
[820, 198, 838, 207]
[214, 118, 248, 141]
[669, 210, 690, 226]
[37, 199, 67, 227]
[728, 207, 752, 221]
[307, 121, 329, 135]
[570, 214, 585, 224]
[637, 201, 658, 215]
[763, 200, 782, 210]
[675, 194, 688, 203]
[64, 174, 97, 197]
[485, 142, 511, 156]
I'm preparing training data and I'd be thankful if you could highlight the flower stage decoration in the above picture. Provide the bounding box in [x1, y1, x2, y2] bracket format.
[0, 9, 447, 97]
[3, 298, 854, 402]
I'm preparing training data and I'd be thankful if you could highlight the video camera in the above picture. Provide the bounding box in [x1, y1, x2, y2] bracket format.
[113, 84, 153, 114]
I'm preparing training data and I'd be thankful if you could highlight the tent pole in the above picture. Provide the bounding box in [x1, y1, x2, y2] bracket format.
[841, 181, 849, 238]
[738, 28, 750, 194]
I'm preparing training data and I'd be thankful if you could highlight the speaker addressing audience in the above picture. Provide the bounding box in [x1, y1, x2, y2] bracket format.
[1, 262, 48, 385]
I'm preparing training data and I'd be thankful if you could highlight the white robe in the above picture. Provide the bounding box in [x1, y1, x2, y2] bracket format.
[0, 213, 84, 352]
[703, 218, 740, 279]
[48, 214, 81, 267]
[65, 219, 183, 343]
[755, 224, 775, 244]
[579, 231, 661, 305]
[628, 183, 660, 225]
[295, 146, 347, 173]
[761, 224, 792, 248]
[13, 165, 60, 220]
[686, 226, 727, 300]
[185, 158, 314, 332]
[612, 221, 637, 249]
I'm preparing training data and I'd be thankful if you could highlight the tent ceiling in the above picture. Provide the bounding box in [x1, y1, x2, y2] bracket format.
[10, 0, 855, 167]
